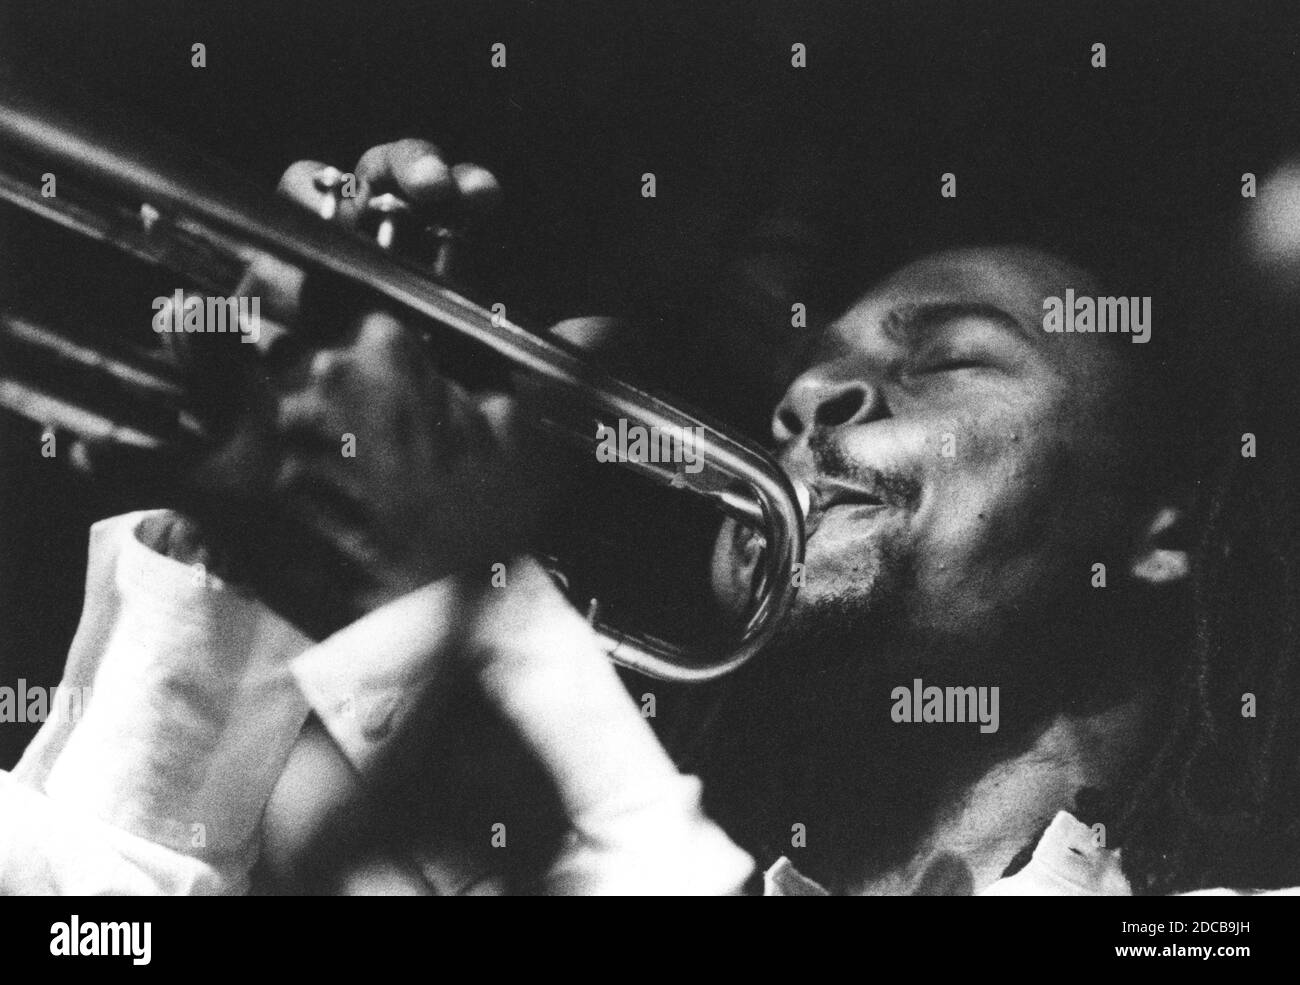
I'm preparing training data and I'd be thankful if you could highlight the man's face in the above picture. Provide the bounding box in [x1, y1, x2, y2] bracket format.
[716, 246, 1145, 666]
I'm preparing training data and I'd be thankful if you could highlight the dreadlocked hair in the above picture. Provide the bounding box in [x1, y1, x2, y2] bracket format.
[1114, 289, 1300, 895]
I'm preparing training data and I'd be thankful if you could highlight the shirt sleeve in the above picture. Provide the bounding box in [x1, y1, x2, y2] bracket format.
[0, 510, 314, 895]
[287, 561, 755, 896]
[0, 772, 232, 895]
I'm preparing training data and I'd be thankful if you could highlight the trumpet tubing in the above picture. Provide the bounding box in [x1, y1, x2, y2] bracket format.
[0, 81, 805, 682]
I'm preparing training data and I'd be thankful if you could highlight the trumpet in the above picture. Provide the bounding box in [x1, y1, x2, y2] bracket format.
[0, 80, 806, 683]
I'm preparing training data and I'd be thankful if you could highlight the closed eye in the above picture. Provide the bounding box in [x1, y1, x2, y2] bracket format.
[914, 357, 986, 374]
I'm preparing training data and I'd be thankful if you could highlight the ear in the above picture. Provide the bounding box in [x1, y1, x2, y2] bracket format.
[1127, 505, 1191, 586]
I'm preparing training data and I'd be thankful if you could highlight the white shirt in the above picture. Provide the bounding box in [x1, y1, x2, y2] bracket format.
[0, 511, 751, 895]
[8, 511, 1287, 896]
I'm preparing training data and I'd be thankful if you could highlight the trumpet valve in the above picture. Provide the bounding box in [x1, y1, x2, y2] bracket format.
[362, 193, 413, 251]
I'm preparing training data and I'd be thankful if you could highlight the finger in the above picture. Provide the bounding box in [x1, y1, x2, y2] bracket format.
[135, 512, 210, 567]
[449, 162, 504, 216]
[277, 159, 336, 214]
[353, 139, 456, 210]
[548, 316, 626, 354]
[340, 308, 455, 461]
[547, 316, 647, 375]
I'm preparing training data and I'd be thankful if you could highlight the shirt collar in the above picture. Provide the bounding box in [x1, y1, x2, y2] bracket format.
[762, 810, 1132, 896]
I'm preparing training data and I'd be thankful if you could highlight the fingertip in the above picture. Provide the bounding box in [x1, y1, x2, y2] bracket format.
[237, 253, 307, 323]
[277, 159, 332, 207]
[451, 162, 503, 211]
[398, 152, 456, 203]
[358, 139, 453, 204]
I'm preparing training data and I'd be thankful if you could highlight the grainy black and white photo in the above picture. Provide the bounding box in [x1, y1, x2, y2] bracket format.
[0, 0, 1297, 928]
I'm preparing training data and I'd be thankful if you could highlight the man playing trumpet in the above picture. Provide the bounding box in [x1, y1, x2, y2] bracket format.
[1, 135, 1294, 897]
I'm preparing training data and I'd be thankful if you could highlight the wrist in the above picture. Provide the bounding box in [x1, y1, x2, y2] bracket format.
[549, 774, 755, 895]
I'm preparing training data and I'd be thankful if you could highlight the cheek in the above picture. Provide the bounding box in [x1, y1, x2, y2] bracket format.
[913, 413, 1087, 608]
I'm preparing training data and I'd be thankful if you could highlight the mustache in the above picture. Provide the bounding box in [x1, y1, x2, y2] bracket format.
[807, 431, 922, 508]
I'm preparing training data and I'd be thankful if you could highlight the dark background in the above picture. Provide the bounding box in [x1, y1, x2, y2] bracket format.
[3, 1, 1300, 765]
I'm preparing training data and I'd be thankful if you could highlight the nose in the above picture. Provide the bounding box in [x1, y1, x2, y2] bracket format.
[772, 364, 884, 442]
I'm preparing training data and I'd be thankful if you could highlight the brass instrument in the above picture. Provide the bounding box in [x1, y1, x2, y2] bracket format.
[0, 81, 805, 682]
